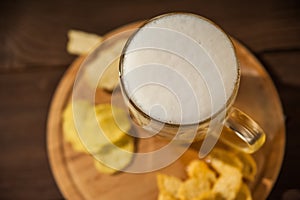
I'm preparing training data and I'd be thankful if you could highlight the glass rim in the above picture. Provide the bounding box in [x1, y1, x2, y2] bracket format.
[119, 12, 240, 127]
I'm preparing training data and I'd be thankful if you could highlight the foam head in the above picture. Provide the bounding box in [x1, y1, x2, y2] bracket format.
[120, 13, 239, 125]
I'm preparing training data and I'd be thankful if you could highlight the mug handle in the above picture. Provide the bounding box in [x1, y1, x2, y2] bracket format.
[220, 107, 266, 153]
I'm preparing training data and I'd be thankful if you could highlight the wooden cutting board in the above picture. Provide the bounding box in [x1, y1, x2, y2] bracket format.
[47, 22, 285, 200]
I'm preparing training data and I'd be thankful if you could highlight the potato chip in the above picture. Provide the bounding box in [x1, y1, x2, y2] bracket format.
[98, 58, 120, 91]
[62, 100, 134, 174]
[235, 183, 252, 200]
[95, 104, 131, 133]
[82, 36, 128, 91]
[94, 159, 117, 174]
[192, 191, 215, 200]
[93, 136, 134, 174]
[177, 178, 210, 200]
[81, 104, 131, 153]
[157, 174, 182, 199]
[212, 167, 242, 200]
[205, 148, 243, 174]
[234, 152, 257, 181]
[67, 29, 103, 55]
[158, 193, 178, 200]
[73, 103, 131, 153]
[206, 148, 257, 182]
[156, 147, 255, 200]
[62, 100, 94, 153]
[186, 160, 216, 185]
[62, 100, 101, 153]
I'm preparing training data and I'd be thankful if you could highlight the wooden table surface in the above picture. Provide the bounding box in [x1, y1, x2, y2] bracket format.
[0, 0, 299, 199]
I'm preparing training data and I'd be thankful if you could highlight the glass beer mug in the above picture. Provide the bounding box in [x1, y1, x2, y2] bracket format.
[119, 12, 266, 156]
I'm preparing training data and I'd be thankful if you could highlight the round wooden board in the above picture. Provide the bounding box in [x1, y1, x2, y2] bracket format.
[47, 22, 285, 200]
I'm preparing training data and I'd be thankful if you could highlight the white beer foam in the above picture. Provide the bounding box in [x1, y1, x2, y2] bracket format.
[121, 13, 238, 124]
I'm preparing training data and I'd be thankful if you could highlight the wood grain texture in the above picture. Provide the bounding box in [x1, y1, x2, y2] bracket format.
[0, 0, 299, 199]
[0, 68, 66, 199]
[260, 51, 300, 86]
[1, 0, 300, 70]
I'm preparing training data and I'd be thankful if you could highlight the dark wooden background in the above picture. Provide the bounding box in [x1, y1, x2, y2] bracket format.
[1, 0, 300, 199]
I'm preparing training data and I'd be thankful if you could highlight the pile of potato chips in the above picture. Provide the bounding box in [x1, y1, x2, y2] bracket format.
[62, 100, 134, 174]
[157, 148, 256, 200]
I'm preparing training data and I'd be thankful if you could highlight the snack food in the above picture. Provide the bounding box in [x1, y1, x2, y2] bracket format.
[191, 191, 215, 200]
[186, 160, 216, 184]
[212, 167, 242, 200]
[234, 151, 257, 181]
[205, 148, 243, 173]
[62, 100, 93, 153]
[94, 136, 134, 174]
[206, 148, 257, 182]
[157, 174, 182, 199]
[82, 36, 128, 91]
[177, 178, 210, 200]
[62, 100, 134, 174]
[158, 193, 178, 200]
[235, 183, 252, 200]
[156, 148, 256, 200]
[67, 29, 103, 55]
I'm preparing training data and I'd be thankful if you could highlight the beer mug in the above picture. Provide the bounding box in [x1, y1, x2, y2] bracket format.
[119, 13, 265, 155]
